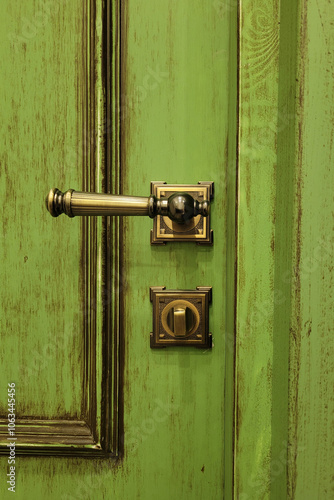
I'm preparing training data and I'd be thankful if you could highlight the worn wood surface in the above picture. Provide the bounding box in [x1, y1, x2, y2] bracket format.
[0, 0, 118, 458]
[0, 1, 86, 420]
[119, 0, 234, 497]
[236, 0, 334, 498]
[0, 0, 236, 498]
[236, 0, 280, 497]
[5, 0, 332, 496]
[288, 0, 334, 497]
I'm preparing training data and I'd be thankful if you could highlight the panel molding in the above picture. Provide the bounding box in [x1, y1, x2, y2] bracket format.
[0, 0, 121, 457]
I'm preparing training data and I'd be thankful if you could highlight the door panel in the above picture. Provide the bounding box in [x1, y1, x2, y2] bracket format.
[1, 0, 236, 498]
[0, 0, 86, 420]
[0, 0, 119, 456]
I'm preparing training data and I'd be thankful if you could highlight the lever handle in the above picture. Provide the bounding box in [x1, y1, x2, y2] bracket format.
[46, 188, 210, 224]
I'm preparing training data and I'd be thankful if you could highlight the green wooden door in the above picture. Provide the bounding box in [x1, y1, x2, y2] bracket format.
[2, 0, 333, 499]
[0, 1, 235, 499]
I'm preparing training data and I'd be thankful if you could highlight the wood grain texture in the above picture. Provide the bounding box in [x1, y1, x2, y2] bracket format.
[2, 0, 332, 496]
[120, 1, 235, 498]
[0, 0, 86, 419]
[1, 0, 236, 498]
[236, 0, 334, 498]
[288, 0, 334, 497]
[236, 1, 280, 497]
[0, 0, 119, 457]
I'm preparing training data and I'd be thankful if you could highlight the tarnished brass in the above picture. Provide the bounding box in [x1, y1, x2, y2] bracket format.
[150, 182, 214, 244]
[172, 307, 186, 336]
[163, 299, 199, 337]
[150, 287, 212, 348]
[46, 187, 210, 224]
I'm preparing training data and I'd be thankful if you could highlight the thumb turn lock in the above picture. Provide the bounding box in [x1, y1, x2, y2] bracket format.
[150, 287, 212, 348]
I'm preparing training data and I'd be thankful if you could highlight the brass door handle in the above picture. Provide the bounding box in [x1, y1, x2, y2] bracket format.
[46, 188, 210, 224]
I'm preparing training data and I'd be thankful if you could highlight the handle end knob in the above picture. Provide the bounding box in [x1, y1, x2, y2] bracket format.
[46, 188, 74, 217]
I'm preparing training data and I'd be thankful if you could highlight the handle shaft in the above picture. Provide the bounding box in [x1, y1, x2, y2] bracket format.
[46, 188, 209, 224]
[71, 192, 150, 217]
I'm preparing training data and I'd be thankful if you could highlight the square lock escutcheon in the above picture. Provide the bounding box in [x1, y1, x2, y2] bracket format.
[150, 286, 212, 348]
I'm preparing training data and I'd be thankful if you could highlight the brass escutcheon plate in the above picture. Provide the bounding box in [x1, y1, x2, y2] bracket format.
[150, 286, 212, 348]
[150, 182, 214, 244]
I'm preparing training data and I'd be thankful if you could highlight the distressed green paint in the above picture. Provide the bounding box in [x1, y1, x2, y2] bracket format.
[236, 1, 280, 497]
[120, 0, 234, 498]
[0, 2, 86, 419]
[0, 1, 236, 500]
[236, 0, 334, 498]
[3, 0, 332, 497]
[271, 0, 299, 497]
[288, 0, 334, 497]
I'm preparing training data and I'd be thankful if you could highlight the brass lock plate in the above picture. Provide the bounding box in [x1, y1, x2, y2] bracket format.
[150, 182, 214, 245]
[150, 287, 212, 348]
